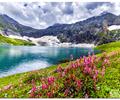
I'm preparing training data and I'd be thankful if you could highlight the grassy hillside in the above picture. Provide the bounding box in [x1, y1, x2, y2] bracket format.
[95, 41, 120, 98]
[0, 34, 34, 45]
[0, 41, 119, 98]
[96, 41, 120, 52]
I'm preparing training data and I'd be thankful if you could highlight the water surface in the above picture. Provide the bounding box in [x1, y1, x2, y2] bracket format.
[0, 45, 100, 77]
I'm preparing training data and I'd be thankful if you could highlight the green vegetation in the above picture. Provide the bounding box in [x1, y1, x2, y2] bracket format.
[0, 41, 120, 98]
[97, 28, 120, 45]
[109, 29, 120, 35]
[96, 41, 120, 52]
[0, 34, 34, 46]
[95, 41, 120, 97]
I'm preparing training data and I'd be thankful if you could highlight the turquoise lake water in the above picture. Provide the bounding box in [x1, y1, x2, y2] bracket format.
[0, 45, 100, 77]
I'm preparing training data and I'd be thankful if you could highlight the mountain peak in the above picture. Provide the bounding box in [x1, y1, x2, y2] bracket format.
[0, 14, 20, 26]
[99, 11, 116, 16]
[53, 23, 61, 27]
[0, 14, 10, 17]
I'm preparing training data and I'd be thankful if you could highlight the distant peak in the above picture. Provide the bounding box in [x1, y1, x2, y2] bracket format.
[0, 14, 5, 16]
[53, 23, 61, 26]
[0, 14, 10, 18]
[100, 11, 115, 16]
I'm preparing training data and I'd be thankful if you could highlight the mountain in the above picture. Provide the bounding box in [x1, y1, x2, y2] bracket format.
[0, 12, 120, 45]
[0, 14, 38, 36]
[27, 12, 120, 44]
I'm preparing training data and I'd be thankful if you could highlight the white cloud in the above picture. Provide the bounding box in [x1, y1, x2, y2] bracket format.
[0, 2, 120, 29]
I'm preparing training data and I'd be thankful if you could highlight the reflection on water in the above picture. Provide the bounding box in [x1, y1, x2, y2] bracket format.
[0, 45, 99, 77]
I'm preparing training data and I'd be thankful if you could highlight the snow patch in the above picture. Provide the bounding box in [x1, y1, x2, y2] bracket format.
[8, 35, 28, 41]
[3, 34, 95, 48]
[28, 36, 95, 48]
[108, 25, 120, 31]
[33, 36, 60, 46]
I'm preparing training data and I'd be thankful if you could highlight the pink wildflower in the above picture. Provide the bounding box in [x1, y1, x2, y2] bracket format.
[76, 79, 82, 88]
[48, 76, 55, 85]
[95, 69, 99, 76]
[42, 84, 48, 90]
[104, 58, 110, 65]
[88, 67, 92, 74]
[30, 85, 36, 98]
[83, 56, 87, 64]
[71, 63, 76, 69]
[84, 65, 90, 74]
[31, 86, 36, 92]
[84, 56, 90, 65]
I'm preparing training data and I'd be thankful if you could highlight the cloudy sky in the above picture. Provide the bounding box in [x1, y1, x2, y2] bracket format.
[0, 2, 120, 29]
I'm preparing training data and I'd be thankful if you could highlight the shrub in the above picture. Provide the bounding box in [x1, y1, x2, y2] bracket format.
[29, 53, 109, 98]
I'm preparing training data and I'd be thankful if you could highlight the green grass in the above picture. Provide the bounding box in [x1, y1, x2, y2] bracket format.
[0, 63, 68, 88]
[0, 41, 120, 98]
[0, 34, 34, 46]
[0, 63, 68, 98]
[95, 52, 120, 98]
[96, 41, 120, 52]
[95, 41, 120, 98]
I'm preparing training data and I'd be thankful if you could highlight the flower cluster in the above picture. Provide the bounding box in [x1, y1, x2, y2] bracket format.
[29, 53, 109, 98]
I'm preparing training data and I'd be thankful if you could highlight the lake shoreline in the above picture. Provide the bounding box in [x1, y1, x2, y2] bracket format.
[0, 45, 99, 78]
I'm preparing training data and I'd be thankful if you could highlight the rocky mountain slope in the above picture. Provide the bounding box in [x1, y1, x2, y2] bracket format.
[0, 12, 120, 45]
[0, 14, 38, 37]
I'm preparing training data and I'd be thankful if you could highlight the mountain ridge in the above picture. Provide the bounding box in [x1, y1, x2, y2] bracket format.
[0, 12, 120, 45]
